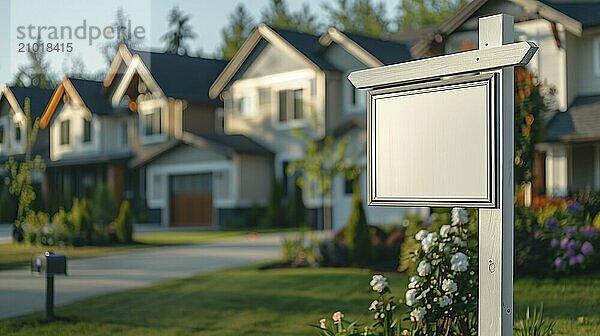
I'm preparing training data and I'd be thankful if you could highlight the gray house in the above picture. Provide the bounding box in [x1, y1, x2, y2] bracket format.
[209, 24, 419, 230]
[414, 0, 600, 198]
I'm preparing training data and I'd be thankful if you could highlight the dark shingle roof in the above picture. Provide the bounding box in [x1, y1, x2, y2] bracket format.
[134, 51, 228, 105]
[68, 78, 117, 115]
[8, 86, 53, 118]
[546, 94, 600, 141]
[540, 1, 600, 28]
[197, 133, 272, 154]
[343, 32, 412, 65]
[270, 27, 338, 71]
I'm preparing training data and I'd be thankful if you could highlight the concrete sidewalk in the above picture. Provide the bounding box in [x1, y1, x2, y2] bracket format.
[0, 233, 281, 320]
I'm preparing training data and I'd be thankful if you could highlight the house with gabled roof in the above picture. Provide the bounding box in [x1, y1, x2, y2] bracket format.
[413, 0, 600, 198]
[210, 24, 419, 230]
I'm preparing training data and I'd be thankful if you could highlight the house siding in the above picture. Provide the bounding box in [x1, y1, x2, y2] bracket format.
[236, 153, 272, 205]
[573, 30, 600, 99]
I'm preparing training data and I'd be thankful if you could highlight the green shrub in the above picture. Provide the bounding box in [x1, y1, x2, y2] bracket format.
[514, 306, 555, 336]
[286, 179, 306, 228]
[91, 183, 117, 226]
[70, 198, 92, 243]
[0, 186, 15, 223]
[261, 177, 285, 228]
[114, 200, 133, 243]
[345, 180, 372, 265]
[281, 232, 319, 267]
[22, 210, 50, 245]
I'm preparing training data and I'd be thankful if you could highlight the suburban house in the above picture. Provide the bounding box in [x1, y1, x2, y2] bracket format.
[0, 85, 52, 215]
[209, 24, 419, 230]
[413, 0, 600, 199]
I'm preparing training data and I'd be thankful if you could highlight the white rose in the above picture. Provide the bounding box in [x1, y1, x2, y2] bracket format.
[440, 225, 451, 238]
[438, 295, 453, 307]
[417, 261, 432, 276]
[369, 300, 379, 311]
[421, 232, 438, 253]
[450, 252, 469, 272]
[405, 289, 418, 306]
[410, 307, 427, 322]
[415, 229, 428, 241]
[370, 274, 389, 293]
[451, 208, 468, 225]
[441, 278, 458, 293]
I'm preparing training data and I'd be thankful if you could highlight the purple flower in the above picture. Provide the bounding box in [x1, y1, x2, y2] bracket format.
[569, 256, 577, 266]
[575, 254, 585, 264]
[566, 200, 584, 213]
[581, 225, 598, 239]
[554, 257, 564, 269]
[565, 227, 577, 239]
[566, 247, 576, 257]
[582, 242, 594, 255]
[560, 238, 569, 249]
[550, 238, 559, 248]
[567, 240, 581, 250]
[545, 218, 559, 229]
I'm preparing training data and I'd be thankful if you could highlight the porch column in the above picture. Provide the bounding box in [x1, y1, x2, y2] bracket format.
[545, 144, 569, 197]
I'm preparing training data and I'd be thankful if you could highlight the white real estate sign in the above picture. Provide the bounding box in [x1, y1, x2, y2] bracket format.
[349, 14, 538, 336]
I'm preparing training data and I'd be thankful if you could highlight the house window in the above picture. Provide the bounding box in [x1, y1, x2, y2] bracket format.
[143, 108, 162, 136]
[83, 119, 92, 143]
[14, 123, 22, 143]
[0, 125, 4, 145]
[278, 89, 304, 122]
[237, 96, 252, 116]
[121, 121, 128, 145]
[258, 88, 271, 115]
[594, 37, 600, 76]
[215, 108, 224, 133]
[60, 120, 70, 145]
[344, 177, 355, 195]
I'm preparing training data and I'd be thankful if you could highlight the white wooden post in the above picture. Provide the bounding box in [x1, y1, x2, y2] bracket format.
[478, 14, 514, 336]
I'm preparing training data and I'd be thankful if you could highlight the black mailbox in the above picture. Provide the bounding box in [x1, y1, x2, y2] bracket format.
[31, 251, 67, 276]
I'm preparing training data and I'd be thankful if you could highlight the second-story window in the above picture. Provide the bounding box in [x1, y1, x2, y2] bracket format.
[0, 124, 4, 145]
[83, 119, 92, 143]
[143, 108, 162, 136]
[237, 96, 252, 116]
[121, 121, 128, 145]
[14, 123, 22, 143]
[60, 120, 70, 145]
[278, 89, 304, 122]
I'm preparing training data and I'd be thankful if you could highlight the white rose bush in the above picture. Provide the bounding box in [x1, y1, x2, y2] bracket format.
[404, 208, 477, 335]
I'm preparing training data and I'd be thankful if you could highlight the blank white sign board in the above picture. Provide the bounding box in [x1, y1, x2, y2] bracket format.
[369, 74, 496, 207]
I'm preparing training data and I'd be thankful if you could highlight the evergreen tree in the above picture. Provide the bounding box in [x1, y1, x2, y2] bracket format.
[397, 0, 467, 32]
[346, 179, 372, 265]
[324, 0, 390, 37]
[100, 7, 144, 65]
[12, 38, 56, 89]
[161, 6, 197, 55]
[287, 178, 306, 227]
[115, 200, 134, 243]
[261, 176, 286, 228]
[261, 0, 320, 33]
[220, 4, 255, 60]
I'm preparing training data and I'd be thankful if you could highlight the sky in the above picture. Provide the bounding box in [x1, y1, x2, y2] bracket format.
[0, 0, 400, 86]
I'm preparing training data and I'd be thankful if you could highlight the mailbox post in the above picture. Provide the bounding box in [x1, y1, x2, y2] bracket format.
[31, 251, 67, 320]
[349, 14, 537, 336]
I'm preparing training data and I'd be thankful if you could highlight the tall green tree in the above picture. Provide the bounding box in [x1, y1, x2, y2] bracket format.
[161, 6, 197, 55]
[4, 98, 46, 241]
[220, 4, 255, 60]
[12, 38, 56, 89]
[346, 179, 372, 265]
[324, 0, 390, 37]
[261, 0, 320, 33]
[288, 131, 360, 231]
[397, 0, 468, 32]
[100, 7, 144, 65]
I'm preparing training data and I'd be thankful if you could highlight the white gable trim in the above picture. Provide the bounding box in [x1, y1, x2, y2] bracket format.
[111, 55, 164, 107]
[319, 27, 383, 67]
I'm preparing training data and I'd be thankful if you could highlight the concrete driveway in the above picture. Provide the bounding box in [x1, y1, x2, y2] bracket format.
[0, 233, 281, 320]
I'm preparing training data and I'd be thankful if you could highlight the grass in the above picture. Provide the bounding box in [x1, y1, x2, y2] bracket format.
[0, 230, 258, 271]
[1, 266, 599, 335]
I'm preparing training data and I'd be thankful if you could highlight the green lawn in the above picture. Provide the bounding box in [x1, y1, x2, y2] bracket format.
[0, 230, 254, 271]
[0, 266, 598, 335]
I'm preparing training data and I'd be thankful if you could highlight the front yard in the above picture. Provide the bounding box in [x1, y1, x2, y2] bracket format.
[0, 266, 598, 335]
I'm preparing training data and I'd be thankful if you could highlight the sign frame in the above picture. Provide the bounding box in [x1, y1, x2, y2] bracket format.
[367, 73, 498, 208]
[349, 14, 538, 336]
